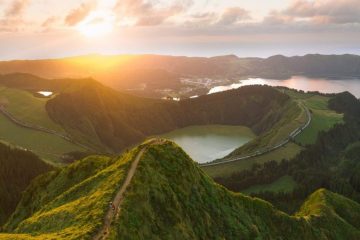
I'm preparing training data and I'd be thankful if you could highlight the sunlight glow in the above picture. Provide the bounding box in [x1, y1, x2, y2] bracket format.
[77, 11, 115, 38]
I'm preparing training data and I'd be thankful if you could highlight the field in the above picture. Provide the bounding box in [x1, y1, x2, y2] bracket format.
[0, 86, 64, 133]
[295, 95, 343, 145]
[241, 175, 297, 194]
[0, 113, 85, 164]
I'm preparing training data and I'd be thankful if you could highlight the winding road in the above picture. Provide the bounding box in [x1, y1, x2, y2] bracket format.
[93, 138, 164, 240]
[200, 104, 312, 167]
[0, 105, 92, 151]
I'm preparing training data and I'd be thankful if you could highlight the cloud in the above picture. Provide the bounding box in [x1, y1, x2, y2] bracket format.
[65, 1, 96, 26]
[216, 7, 251, 25]
[42, 16, 58, 30]
[0, 0, 30, 32]
[5, 0, 29, 17]
[115, 0, 191, 26]
[265, 0, 360, 25]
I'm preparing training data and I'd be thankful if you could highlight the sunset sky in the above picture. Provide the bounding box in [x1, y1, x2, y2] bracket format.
[0, 0, 359, 59]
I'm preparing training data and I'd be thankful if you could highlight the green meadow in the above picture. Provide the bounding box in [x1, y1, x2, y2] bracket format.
[296, 95, 344, 145]
[0, 113, 85, 164]
[0, 86, 64, 133]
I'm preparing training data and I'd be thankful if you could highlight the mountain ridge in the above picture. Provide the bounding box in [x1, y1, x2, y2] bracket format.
[1, 140, 360, 239]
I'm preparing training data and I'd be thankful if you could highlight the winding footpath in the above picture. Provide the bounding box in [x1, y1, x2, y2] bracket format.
[93, 139, 164, 240]
[201, 104, 312, 167]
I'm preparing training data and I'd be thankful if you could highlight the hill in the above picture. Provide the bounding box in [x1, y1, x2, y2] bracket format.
[0, 54, 359, 97]
[214, 91, 360, 213]
[1, 140, 360, 239]
[0, 73, 297, 162]
[45, 80, 291, 152]
[0, 142, 52, 225]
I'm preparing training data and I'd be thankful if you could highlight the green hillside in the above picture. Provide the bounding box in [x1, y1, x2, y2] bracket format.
[1, 140, 360, 239]
[214, 91, 360, 213]
[0, 143, 52, 225]
[46, 81, 291, 152]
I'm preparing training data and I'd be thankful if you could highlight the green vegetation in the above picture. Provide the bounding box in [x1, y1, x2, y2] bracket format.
[228, 99, 304, 156]
[242, 175, 297, 194]
[0, 142, 52, 225]
[2, 147, 142, 239]
[46, 82, 290, 152]
[204, 142, 301, 178]
[296, 95, 343, 145]
[0, 113, 85, 164]
[1, 141, 360, 239]
[111, 142, 360, 239]
[214, 92, 360, 214]
[205, 89, 343, 179]
[0, 86, 64, 133]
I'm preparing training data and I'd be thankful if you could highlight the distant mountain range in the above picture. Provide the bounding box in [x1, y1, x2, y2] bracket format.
[0, 54, 359, 96]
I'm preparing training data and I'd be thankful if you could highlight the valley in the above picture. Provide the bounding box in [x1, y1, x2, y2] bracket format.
[0, 55, 359, 239]
[2, 0, 360, 238]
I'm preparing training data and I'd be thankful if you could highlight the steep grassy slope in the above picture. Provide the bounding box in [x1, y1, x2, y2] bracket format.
[0, 143, 52, 226]
[2, 141, 359, 239]
[111, 142, 360, 239]
[46, 82, 291, 152]
[0, 73, 292, 154]
[214, 91, 360, 213]
[2, 146, 144, 239]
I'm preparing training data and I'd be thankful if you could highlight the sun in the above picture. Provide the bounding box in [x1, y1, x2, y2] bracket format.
[77, 11, 114, 38]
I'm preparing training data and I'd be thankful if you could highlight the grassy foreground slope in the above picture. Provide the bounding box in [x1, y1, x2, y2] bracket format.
[2, 141, 359, 239]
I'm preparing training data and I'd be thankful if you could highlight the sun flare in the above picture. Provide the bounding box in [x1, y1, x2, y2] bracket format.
[77, 12, 114, 38]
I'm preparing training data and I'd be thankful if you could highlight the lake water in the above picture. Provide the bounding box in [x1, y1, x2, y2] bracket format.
[37, 91, 53, 97]
[160, 125, 255, 163]
[209, 76, 360, 98]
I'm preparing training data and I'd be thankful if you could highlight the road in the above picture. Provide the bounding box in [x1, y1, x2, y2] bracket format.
[0, 105, 92, 151]
[200, 104, 312, 167]
[93, 138, 164, 240]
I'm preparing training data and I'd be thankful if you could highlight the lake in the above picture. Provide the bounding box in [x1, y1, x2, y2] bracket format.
[209, 76, 360, 98]
[160, 125, 255, 163]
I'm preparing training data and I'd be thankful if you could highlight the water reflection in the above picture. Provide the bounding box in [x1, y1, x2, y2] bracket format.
[208, 76, 360, 98]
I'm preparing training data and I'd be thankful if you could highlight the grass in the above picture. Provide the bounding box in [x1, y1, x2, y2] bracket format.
[203, 90, 342, 178]
[2, 147, 141, 239]
[111, 142, 360, 239]
[0, 113, 85, 164]
[242, 175, 297, 194]
[0, 86, 64, 133]
[203, 142, 302, 178]
[295, 95, 343, 145]
[1, 142, 360, 239]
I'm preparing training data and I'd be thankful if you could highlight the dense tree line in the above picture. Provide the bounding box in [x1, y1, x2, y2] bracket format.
[215, 92, 360, 213]
[0, 143, 52, 226]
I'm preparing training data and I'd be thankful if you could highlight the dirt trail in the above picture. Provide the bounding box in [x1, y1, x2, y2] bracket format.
[93, 139, 163, 240]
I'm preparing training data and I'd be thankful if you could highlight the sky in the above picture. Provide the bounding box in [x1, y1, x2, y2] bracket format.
[0, 0, 359, 60]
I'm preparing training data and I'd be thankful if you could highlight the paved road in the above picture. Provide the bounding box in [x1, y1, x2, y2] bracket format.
[93, 138, 164, 240]
[200, 104, 312, 167]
